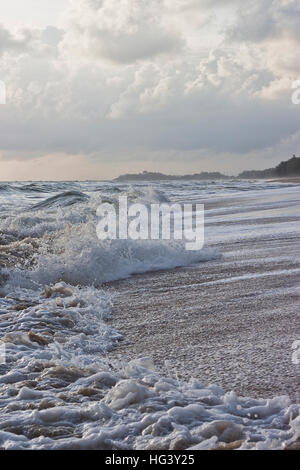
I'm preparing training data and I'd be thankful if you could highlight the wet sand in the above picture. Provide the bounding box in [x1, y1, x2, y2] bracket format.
[107, 227, 300, 403]
[268, 177, 300, 184]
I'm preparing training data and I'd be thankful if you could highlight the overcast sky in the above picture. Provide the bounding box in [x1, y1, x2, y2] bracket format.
[0, 0, 299, 180]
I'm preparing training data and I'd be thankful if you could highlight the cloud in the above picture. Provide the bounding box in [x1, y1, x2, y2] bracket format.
[60, 0, 184, 64]
[0, 24, 33, 55]
[0, 24, 53, 58]
[0, 0, 299, 179]
[220, 0, 300, 99]
[227, 0, 300, 44]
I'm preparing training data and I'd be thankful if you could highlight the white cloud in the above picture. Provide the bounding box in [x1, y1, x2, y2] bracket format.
[59, 0, 184, 64]
[0, 0, 299, 179]
[227, 0, 300, 44]
[0, 24, 54, 58]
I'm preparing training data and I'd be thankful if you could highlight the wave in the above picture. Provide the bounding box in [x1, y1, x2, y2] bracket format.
[31, 191, 90, 210]
[5, 227, 220, 288]
[121, 186, 170, 204]
[0, 183, 219, 288]
[1, 184, 220, 288]
[0, 186, 171, 240]
[34, 242, 220, 287]
[96, 186, 170, 207]
[0, 182, 81, 194]
[0, 184, 11, 193]
[0, 182, 299, 450]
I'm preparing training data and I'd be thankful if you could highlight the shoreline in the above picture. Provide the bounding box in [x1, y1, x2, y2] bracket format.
[106, 186, 300, 403]
[267, 177, 300, 183]
[107, 239, 300, 402]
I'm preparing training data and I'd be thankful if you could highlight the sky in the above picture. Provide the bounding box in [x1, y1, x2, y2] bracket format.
[0, 0, 299, 180]
[0, 0, 67, 28]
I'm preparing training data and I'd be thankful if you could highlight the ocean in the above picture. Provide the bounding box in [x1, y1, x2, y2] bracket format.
[0, 179, 299, 450]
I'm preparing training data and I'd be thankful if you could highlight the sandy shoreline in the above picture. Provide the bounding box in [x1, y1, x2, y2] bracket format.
[107, 227, 300, 403]
[267, 177, 300, 183]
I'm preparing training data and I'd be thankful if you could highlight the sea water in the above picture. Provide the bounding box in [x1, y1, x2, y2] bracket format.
[0, 179, 299, 449]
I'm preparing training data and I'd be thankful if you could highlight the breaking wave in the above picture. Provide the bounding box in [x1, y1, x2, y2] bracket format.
[1, 181, 299, 450]
[31, 191, 90, 210]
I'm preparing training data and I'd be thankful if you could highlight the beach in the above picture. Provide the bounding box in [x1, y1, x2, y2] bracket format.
[0, 179, 299, 449]
[108, 234, 300, 402]
[269, 177, 300, 184]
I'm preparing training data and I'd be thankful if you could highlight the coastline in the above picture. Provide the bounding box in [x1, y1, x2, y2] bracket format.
[0, 181, 299, 449]
[267, 177, 300, 184]
[107, 243, 300, 402]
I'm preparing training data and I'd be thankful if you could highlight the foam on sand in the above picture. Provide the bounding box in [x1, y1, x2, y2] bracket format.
[0, 282, 299, 450]
[0, 182, 299, 450]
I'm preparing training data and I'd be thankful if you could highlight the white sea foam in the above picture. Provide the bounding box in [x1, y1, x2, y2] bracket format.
[1, 185, 220, 287]
[30, 236, 220, 287]
[0, 296, 299, 451]
[0, 279, 298, 450]
[0, 186, 169, 239]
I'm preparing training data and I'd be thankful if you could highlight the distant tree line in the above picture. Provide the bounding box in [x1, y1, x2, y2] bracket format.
[114, 155, 300, 181]
[114, 170, 231, 182]
[238, 155, 300, 179]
